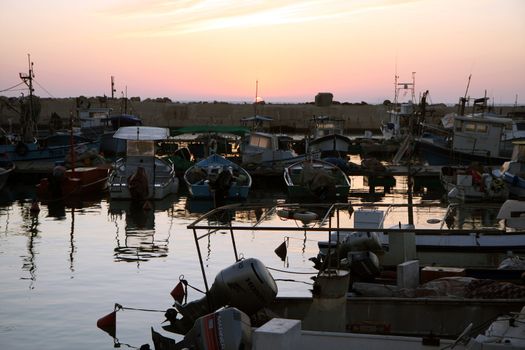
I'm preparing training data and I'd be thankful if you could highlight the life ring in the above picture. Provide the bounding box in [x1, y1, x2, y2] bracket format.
[15, 142, 29, 157]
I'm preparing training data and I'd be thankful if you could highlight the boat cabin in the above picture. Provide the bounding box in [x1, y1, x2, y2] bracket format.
[452, 114, 513, 158]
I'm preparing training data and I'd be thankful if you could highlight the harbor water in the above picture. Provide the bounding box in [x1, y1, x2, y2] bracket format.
[0, 163, 505, 349]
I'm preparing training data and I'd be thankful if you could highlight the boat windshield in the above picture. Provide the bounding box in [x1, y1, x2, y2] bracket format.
[126, 140, 155, 156]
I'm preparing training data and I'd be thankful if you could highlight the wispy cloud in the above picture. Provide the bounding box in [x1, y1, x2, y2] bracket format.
[102, 0, 421, 37]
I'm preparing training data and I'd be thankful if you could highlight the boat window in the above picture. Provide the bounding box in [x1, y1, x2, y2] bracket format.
[464, 122, 477, 132]
[249, 135, 271, 148]
[516, 122, 525, 131]
[454, 120, 462, 132]
[476, 123, 488, 133]
[127, 140, 155, 156]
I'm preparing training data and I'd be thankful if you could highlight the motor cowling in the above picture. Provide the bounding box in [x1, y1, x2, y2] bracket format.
[170, 258, 277, 334]
[153, 307, 252, 350]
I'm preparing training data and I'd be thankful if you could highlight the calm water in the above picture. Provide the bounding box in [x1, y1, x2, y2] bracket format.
[0, 169, 503, 349]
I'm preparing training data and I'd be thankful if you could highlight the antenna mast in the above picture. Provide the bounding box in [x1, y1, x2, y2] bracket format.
[19, 54, 36, 140]
[254, 80, 258, 116]
[459, 74, 472, 115]
[111, 76, 115, 99]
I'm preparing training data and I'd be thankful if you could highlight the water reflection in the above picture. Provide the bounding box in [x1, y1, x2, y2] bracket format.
[109, 197, 176, 265]
[443, 204, 503, 230]
[21, 204, 39, 290]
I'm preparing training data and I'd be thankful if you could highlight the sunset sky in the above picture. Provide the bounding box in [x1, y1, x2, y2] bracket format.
[1, 0, 524, 104]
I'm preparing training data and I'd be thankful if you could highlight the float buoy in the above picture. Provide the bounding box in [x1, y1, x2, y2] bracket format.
[277, 209, 318, 225]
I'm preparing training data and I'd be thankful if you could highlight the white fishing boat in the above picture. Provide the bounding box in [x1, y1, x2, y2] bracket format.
[184, 153, 252, 200]
[417, 97, 514, 166]
[306, 116, 352, 158]
[135, 203, 525, 350]
[108, 126, 179, 201]
[440, 165, 508, 202]
[316, 202, 525, 270]
[493, 140, 525, 199]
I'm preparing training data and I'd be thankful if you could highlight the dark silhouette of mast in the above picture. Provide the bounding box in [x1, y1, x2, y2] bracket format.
[19, 54, 36, 141]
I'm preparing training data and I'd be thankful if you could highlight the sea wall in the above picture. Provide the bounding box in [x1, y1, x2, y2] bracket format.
[1, 96, 518, 133]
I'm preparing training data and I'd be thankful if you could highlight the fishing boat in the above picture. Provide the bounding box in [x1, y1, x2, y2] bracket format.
[416, 97, 514, 166]
[183, 153, 252, 200]
[240, 115, 315, 175]
[316, 202, 525, 270]
[36, 164, 111, 200]
[283, 158, 350, 200]
[108, 126, 179, 201]
[493, 140, 525, 199]
[127, 203, 525, 350]
[306, 116, 352, 158]
[380, 72, 418, 141]
[440, 164, 508, 202]
[0, 56, 100, 163]
[0, 160, 15, 191]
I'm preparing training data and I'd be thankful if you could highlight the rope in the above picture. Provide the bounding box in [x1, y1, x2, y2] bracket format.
[274, 278, 313, 286]
[267, 266, 317, 275]
[177, 277, 206, 295]
[284, 235, 317, 243]
[115, 303, 165, 313]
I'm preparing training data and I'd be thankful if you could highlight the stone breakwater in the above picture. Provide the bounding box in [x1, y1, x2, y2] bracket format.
[2, 97, 514, 133]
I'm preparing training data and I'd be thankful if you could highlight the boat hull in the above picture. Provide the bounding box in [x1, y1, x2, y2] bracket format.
[416, 138, 509, 166]
[284, 159, 350, 200]
[184, 154, 252, 200]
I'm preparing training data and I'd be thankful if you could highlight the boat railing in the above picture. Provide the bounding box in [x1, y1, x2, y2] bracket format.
[186, 202, 521, 297]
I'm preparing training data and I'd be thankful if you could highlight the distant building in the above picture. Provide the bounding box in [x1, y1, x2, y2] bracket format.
[315, 92, 333, 107]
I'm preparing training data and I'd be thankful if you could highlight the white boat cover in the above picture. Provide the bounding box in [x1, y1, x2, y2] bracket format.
[113, 126, 169, 140]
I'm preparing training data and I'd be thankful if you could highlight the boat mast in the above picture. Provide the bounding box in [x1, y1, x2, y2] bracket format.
[254, 80, 258, 116]
[19, 54, 36, 141]
[459, 74, 472, 116]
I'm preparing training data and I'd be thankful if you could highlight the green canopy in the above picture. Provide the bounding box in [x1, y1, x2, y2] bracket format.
[171, 125, 250, 137]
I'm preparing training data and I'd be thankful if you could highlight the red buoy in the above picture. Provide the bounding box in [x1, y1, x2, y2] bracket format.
[170, 281, 185, 303]
[96, 310, 116, 338]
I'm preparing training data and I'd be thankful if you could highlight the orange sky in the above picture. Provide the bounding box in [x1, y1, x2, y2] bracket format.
[1, 0, 524, 104]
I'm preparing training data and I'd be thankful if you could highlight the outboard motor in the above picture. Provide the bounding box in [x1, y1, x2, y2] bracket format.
[167, 258, 277, 334]
[153, 307, 252, 350]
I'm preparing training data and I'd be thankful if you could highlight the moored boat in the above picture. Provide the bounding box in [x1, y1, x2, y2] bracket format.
[0, 160, 15, 191]
[36, 164, 111, 200]
[306, 115, 352, 158]
[184, 153, 252, 200]
[441, 164, 508, 202]
[128, 203, 525, 349]
[108, 126, 179, 201]
[284, 158, 350, 200]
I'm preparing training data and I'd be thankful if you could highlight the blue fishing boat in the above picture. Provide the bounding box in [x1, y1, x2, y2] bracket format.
[184, 153, 252, 200]
[0, 130, 99, 163]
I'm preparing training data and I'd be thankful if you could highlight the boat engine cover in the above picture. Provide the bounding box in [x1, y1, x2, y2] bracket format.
[210, 258, 278, 315]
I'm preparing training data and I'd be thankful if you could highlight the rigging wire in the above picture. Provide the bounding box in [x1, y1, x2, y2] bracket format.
[0, 81, 25, 93]
[33, 79, 55, 98]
